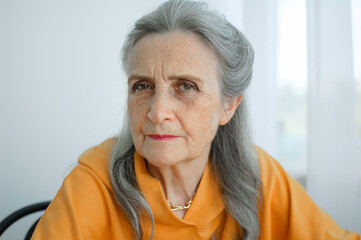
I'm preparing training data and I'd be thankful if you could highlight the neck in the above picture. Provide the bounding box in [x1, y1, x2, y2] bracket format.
[146, 155, 208, 219]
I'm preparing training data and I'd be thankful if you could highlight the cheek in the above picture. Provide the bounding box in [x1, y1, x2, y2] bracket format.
[128, 97, 148, 134]
[183, 100, 221, 142]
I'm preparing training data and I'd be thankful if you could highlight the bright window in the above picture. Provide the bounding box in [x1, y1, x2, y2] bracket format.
[277, 0, 308, 185]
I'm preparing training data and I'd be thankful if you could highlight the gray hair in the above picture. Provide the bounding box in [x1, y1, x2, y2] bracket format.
[109, 0, 262, 239]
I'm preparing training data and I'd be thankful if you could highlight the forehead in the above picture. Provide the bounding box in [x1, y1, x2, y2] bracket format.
[126, 31, 219, 80]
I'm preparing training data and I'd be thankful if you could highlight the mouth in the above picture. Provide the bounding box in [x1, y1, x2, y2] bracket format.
[147, 134, 179, 141]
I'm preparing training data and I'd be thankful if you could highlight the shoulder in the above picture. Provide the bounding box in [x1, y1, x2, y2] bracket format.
[254, 147, 361, 239]
[255, 147, 307, 238]
[255, 146, 284, 174]
[255, 146, 304, 203]
[32, 137, 133, 239]
[76, 137, 117, 190]
[255, 146, 292, 185]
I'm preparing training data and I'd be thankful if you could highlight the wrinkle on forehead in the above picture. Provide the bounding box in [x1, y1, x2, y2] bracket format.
[126, 31, 219, 85]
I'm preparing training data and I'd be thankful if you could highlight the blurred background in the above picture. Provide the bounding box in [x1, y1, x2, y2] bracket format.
[1, 0, 360, 238]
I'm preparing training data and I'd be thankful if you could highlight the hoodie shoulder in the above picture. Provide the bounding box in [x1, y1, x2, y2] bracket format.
[77, 137, 117, 190]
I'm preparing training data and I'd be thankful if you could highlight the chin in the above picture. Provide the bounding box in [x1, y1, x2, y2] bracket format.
[142, 149, 185, 167]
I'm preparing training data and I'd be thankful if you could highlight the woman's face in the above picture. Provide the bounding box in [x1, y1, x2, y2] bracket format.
[127, 32, 230, 167]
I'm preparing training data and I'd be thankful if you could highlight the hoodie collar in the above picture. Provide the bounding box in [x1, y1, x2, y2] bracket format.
[134, 151, 225, 227]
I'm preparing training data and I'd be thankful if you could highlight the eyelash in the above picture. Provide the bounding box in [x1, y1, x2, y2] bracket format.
[177, 80, 199, 92]
[132, 82, 152, 92]
[131, 80, 199, 93]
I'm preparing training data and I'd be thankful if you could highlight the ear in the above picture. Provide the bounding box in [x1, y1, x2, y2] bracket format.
[219, 95, 243, 126]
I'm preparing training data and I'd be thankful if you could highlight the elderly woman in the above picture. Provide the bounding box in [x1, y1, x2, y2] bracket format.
[32, 0, 360, 239]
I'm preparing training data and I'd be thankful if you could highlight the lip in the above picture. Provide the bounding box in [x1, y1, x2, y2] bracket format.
[148, 134, 179, 141]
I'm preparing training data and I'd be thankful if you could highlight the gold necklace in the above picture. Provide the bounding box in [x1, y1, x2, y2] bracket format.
[167, 192, 196, 211]
[145, 160, 197, 211]
[167, 199, 193, 211]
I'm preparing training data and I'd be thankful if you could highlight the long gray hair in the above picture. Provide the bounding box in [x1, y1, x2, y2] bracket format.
[109, 0, 262, 239]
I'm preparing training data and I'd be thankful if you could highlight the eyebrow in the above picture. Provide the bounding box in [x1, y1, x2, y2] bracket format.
[128, 75, 152, 83]
[128, 74, 203, 84]
[168, 75, 203, 84]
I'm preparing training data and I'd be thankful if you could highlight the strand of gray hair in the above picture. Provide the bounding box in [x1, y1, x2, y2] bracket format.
[109, 0, 262, 239]
[211, 98, 262, 240]
[109, 120, 154, 239]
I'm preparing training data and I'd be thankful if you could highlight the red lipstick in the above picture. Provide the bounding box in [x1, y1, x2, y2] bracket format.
[148, 134, 179, 141]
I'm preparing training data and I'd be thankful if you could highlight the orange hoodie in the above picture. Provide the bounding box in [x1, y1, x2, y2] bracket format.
[31, 138, 360, 239]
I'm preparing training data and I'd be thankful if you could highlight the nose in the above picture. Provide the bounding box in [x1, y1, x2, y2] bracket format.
[147, 88, 175, 124]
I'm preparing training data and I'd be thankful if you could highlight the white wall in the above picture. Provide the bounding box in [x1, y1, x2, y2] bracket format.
[0, 1, 161, 239]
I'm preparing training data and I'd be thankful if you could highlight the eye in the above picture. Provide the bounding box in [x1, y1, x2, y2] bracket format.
[132, 82, 153, 92]
[181, 83, 194, 91]
[177, 80, 198, 92]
